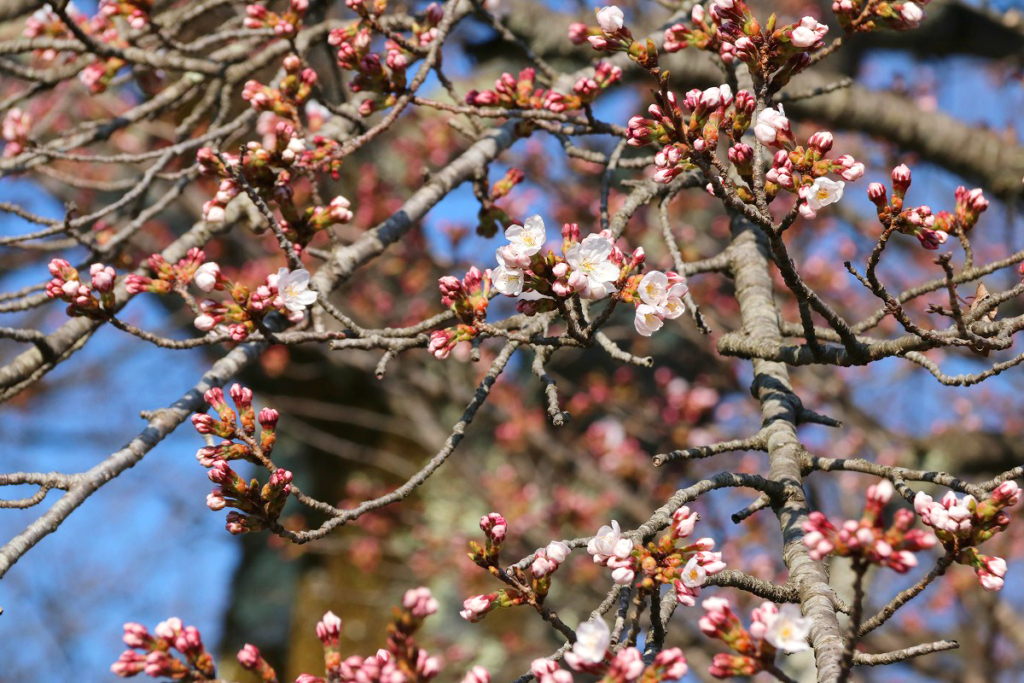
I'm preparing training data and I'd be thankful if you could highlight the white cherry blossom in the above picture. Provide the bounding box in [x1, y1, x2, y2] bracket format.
[505, 215, 546, 256]
[276, 267, 318, 313]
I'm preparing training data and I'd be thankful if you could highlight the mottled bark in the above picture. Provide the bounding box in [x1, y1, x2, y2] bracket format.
[726, 215, 846, 682]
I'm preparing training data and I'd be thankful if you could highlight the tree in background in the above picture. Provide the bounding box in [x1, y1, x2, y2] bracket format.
[2, 1, 1024, 682]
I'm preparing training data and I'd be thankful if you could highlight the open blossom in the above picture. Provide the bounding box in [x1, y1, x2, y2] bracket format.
[276, 267, 318, 313]
[565, 617, 610, 668]
[566, 234, 619, 300]
[763, 604, 811, 653]
[596, 6, 624, 33]
[506, 215, 546, 256]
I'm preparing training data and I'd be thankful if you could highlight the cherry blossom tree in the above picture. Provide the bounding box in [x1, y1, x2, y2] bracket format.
[1, 1, 1024, 682]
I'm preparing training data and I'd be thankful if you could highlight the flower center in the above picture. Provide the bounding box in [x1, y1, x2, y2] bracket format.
[817, 189, 830, 201]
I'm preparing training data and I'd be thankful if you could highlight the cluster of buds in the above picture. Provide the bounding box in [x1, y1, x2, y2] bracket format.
[80, 54, 127, 94]
[465, 64, 621, 114]
[124, 247, 209, 295]
[99, 0, 152, 29]
[23, 3, 85, 62]
[914, 481, 1020, 590]
[242, 54, 318, 120]
[627, 85, 756, 184]
[111, 619, 216, 680]
[476, 168, 525, 237]
[620, 270, 688, 336]
[244, 0, 309, 38]
[327, 22, 412, 117]
[205, 461, 292, 535]
[700, 598, 811, 678]
[802, 479, 936, 572]
[429, 268, 492, 359]
[45, 259, 118, 318]
[192, 385, 289, 534]
[2, 108, 31, 157]
[832, 0, 928, 32]
[868, 165, 987, 249]
[662, 1, 829, 89]
[299, 588, 443, 683]
[581, 6, 658, 71]
[197, 132, 354, 244]
[462, 514, 571, 621]
[193, 267, 318, 340]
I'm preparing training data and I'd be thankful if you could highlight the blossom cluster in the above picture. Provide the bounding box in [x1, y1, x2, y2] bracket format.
[111, 618, 216, 679]
[429, 267, 492, 359]
[915, 481, 1020, 590]
[587, 510, 725, 604]
[465, 64, 622, 114]
[485, 215, 641, 305]
[662, 0, 830, 90]
[530, 616, 688, 683]
[191, 385, 290, 535]
[802, 479, 937, 572]
[626, 271, 688, 336]
[244, 0, 309, 38]
[867, 165, 989, 249]
[832, 0, 929, 32]
[699, 598, 811, 678]
[461, 513, 572, 622]
[126, 243, 319, 338]
[45, 259, 118, 318]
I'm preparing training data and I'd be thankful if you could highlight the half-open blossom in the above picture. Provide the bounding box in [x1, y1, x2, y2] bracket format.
[194, 262, 221, 292]
[596, 6, 624, 33]
[753, 105, 789, 146]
